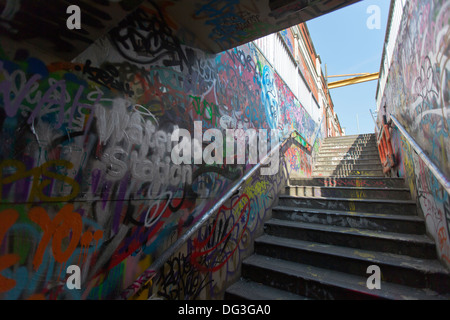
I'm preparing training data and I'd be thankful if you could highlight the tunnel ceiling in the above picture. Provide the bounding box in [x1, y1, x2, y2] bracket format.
[0, 0, 360, 61]
[0, 0, 146, 61]
[150, 0, 362, 53]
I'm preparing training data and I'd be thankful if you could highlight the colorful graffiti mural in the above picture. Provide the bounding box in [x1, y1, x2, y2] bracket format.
[0, 1, 324, 300]
[379, 0, 450, 268]
[390, 129, 450, 267]
[380, 0, 449, 178]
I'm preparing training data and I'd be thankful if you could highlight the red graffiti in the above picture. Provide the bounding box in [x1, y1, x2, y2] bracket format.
[438, 226, 447, 250]
[190, 193, 250, 272]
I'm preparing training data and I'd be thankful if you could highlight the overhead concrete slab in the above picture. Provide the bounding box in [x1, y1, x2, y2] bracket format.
[0, 0, 145, 61]
[0, 0, 361, 61]
[150, 0, 362, 53]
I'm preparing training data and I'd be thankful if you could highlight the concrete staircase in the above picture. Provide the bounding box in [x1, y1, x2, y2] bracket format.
[313, 133, 383, 177]
[225, 134, 450, 300]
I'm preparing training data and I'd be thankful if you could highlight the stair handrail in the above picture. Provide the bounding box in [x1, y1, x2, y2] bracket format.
[389, 115, 450, 195]
[118, 128, 306, 299]
[369, 108, 380, 134]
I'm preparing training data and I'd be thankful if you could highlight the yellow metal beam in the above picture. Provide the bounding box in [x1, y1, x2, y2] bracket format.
[327, 73, 372, 78]
[327, 72, 379, 89]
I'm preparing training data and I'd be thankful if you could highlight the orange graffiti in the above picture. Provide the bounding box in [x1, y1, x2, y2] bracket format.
[29, 204, 83, 270]
[0, 205, 104, 296]
[0, 209, 20, 293]
[26, 294, 46, 300]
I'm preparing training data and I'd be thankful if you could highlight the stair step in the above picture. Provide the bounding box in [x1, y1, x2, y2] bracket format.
[318, 148, 379, 157]
[264, 219, 436, 259]
[316, 154, 381, 161]
[323, 137, 376, 141]
[224, 278, 310, 300]
[322, 138, 377, 144]
[323, 135, 376, 140]
[254, 235, 450, 293]
[288, 177, 407, 188]
[321, 142, 378, 148]
[314, 162, 383, 171]
[242, 255, 448, 299]
[316, 153, 380, 159]
[330, 133, 374, 137]
[323, 134, 375, 143]
[272, 206, 424, 234]
[314, 164, 383, 171]
[314, 159, 382, 166]
[278, 195, 417, 215]
[312, 173, 385, 178]
[326, 133, 375, 137]
[320, 144, 378, 150]
[284, 186, 411, 200]
[319, 147, 379, 155]
[312, 170, 385, 177]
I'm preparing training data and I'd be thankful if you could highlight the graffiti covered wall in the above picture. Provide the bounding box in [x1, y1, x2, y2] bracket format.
[0, 1, 324, 299]
[378, 0, 450, 267]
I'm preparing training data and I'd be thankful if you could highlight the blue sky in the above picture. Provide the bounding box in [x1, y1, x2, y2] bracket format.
[306, 0, 391, 135]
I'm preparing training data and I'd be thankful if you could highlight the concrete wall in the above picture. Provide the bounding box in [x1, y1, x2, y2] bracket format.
[378, 0, 450, 268]
[0, 1, 325, 299]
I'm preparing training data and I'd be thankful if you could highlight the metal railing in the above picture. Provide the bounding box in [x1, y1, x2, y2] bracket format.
[369, 108, 379, 133]
[118, 129, 307, 299]
[390, 115, 450, 195]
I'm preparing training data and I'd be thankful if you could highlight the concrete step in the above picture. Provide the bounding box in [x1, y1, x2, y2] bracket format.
[324, 136, 376, 141]
[312, 169, 385, 177]
[312, 169, 384, 177]
[314, 164, 383, 172]
[224, 278, 310, 300]
[284, 185, 411, 200]
[241, 255, 447, 300]
[317, 152, 380, 160]
[322, 136, 376, 142]
[315, 153, 380, 161]
[254, 235, 450, 294]
[288, 177, 407, 188]
[321, 141, 377, 148]
[272, 206, 423, 234]
[319, 147, 378, 156]
[278, 195, 417, 215]
[264, 219, 436, 259]
[327, 133, 375, 137]
[324, 134, 375, 142]
[319, 142, 378, 151]
[314, 159, 382, 166]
